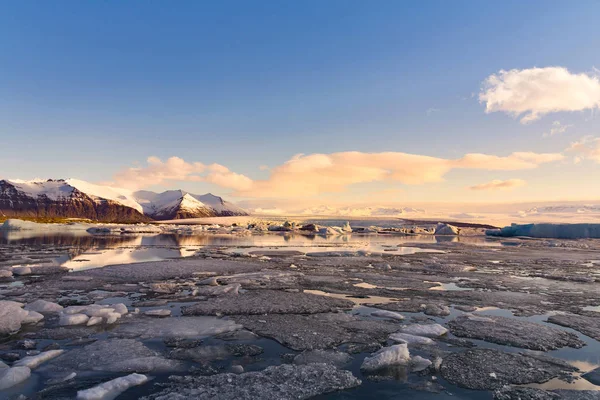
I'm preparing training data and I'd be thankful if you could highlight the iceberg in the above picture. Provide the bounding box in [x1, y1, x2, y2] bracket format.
[486, 223, 600, 239]
[0, 366, 31, 390]
[76, 373, 149, 400]
[360, 344, 410, 371]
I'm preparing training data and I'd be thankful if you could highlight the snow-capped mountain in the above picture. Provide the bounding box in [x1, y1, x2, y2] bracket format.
[133, 190, 247, 220]
[0, 179, 248, 222]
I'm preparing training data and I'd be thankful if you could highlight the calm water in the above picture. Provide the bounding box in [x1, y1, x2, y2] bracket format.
[0, 231, 498, 271]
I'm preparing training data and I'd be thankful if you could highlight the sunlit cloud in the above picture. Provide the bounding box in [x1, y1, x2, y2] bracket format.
[542, 121, 573, 138]
[113, 156, 206, 189]
[113, 157, 253, 191]
[479, 67, 600, 123]
[566, 136, 600, 163]
[469, 179, 527, 191]
[113, 150, 563, 198]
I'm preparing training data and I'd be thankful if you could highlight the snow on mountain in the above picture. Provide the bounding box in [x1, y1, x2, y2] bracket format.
[195, 193, 249, 216]
[5, 179, 75, 201]
[66, 179, 143, 213]
[133, 190, 247, 220]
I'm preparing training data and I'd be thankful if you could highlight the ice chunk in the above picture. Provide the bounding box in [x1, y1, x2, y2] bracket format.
[115, 316, 241, 339]
[371, 310, 405, 321]
[113, 303, 128, 315]
[0, 366, 31, 390]
[24, 300, 64, 313]
[77, 373, 149, 400]
[87, 316, 103, 326]
[59, 313, 90, 326]
[144, 309, 171, 317]
[105, 312, 121, 324]
[434, 223, 460, 235]
[486, 223, 600, 239]
[400, 323, 448, 338]
[361, 344, 410, 371]
[15, 350, 64, 369]
[23, 310, 44, 324]
[0, 269, 13, 279]
[293, 350, 352, 367]
[389, 332, 435, 345]
[410, 355, 432, 372]
[0, 300, 30, 335]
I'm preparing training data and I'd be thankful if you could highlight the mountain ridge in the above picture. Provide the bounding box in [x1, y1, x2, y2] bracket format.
[0, 179, 247, 222]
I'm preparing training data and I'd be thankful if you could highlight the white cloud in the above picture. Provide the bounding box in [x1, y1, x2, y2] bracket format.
[469, 179, 527, 191]
[480, 67, 600, 123]
[566, 136, 600, 163]
[113, 156, 206, 189]
[237, 151, 562, 198]
[543, 121, 573, 138]
[113, 157, 253, 191]
[113, 150, 563, 197]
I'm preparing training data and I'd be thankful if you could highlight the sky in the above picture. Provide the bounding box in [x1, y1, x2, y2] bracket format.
[1, 1, 600, 212]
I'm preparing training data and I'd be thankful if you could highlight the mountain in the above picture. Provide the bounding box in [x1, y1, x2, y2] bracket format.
[0, 179, 248, 222]
[0, 179, 150, 222]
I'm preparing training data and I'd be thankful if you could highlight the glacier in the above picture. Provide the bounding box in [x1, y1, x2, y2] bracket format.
[486, 223, 600, 239]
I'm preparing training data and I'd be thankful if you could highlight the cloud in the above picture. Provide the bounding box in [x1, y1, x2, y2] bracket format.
[203, 163, 254, 191]
[479, 67, 600, 123]
[543, 121, 573, 138]
[237, 151, 562, 198]
[113, 156, 206, 189]
[113, 150, 563, 197]
[113, 157, 253, 191]
[426, 108, 440, 115]
[259, 165, 270, 171]
[469, 179, 527, 191]
[566, 136, 600, 163]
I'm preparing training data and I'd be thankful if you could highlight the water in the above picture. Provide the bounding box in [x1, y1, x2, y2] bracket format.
[0, 231, 478, 271]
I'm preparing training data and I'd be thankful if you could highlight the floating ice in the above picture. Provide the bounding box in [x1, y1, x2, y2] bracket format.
[24, 299, 64, 313]
[59, 313, 90, 326]
[400, 323, 448, 338]
[0, 366, 31, 390]
[486, 223, 600, 239]
[115, 316, 242, 339]
[389, 332, 435, 345]
[361, 344, 410, 371]
[77, 373, 149, 400]
[0, 300, 43, 335]
[434, 223, 460, 235]
[15, 350, 64, 369]
[144, 309, 171, 317]
[370, 310, 405, 321]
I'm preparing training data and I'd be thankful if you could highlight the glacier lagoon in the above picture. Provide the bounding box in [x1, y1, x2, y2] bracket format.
[1, 221, 600, 399]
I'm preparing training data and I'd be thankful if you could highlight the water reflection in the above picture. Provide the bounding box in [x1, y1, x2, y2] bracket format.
[0, 231, 496, 271]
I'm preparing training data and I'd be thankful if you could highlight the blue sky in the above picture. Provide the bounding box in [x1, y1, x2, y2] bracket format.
[1, 1, 600, 209]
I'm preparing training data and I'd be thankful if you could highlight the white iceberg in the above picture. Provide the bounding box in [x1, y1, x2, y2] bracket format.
[370, 310, 405, 321]
[389, 332, 435, 345]
[0, 366, 31, 390]
[434, 223, 460, 235]
[361, 344, 410, 371]
[24, 299, 64, 313]
[15, 350, 64, 369]
[0, 300, 43, 335]
[76, 373, 149, 400]
[400, 323, 448, 338]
